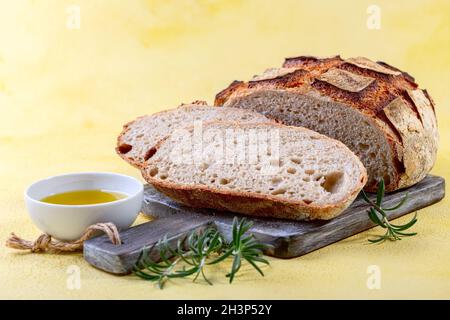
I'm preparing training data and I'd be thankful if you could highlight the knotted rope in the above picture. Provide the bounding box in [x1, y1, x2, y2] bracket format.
[5, 222, 121, 253]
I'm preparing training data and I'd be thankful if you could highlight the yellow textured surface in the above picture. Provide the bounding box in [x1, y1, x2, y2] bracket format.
[0, 0, 449, 299]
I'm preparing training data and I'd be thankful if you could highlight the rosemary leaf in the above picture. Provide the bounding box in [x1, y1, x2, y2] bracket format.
[384, 193, 409, 211]
[363, 179, 417, 243]
[376, 178, 385, 206]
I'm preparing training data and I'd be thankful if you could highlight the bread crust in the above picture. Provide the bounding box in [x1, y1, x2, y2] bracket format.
[142, 122, 367, 221]
[214, 55, 438, 192]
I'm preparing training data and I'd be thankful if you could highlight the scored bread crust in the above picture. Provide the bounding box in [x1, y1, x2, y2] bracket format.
[141, 121, 368, 221]
[214, 55, 439, 192]
[116, 101, 274, 169]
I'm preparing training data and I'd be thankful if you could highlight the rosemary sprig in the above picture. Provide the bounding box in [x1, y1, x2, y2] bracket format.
[133, 217, 270, 288]
[361, 179, 417, 243]
[209, 218, 270, 283]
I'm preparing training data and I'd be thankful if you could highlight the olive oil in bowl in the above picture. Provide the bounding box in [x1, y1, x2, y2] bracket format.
[41, 190, 127, 205]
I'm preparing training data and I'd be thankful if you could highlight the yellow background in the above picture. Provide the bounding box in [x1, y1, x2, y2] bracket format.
[0, 0, 449, 299]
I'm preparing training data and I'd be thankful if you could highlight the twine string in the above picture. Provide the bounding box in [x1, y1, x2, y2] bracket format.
[5, 222, 121, 253]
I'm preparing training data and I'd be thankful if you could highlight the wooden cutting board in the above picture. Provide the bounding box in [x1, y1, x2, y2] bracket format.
[84, 175, 445, 274]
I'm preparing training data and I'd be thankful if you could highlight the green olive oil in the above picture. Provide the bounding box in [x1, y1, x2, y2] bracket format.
[40, 190, 127, 205]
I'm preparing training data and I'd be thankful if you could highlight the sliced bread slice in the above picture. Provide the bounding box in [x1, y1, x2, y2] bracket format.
[116, 102, 273, 168]
[142, 121, 367, 220]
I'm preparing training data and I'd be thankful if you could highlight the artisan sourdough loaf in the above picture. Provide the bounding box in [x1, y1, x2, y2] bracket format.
[116, 101, 273, 168]
[142, 121, 367, 220]
[215, 55, 439, 192]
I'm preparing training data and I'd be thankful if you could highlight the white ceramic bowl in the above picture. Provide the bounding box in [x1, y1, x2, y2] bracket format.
[25, 172, 143, 241]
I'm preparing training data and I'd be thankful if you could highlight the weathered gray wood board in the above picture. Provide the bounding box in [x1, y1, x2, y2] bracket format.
[84, 175, 445, 274]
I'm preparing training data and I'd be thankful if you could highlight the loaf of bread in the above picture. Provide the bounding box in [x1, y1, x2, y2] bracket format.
[141, 121, 367, 220]
[215, 55, 439, 192]
[116, 101, 273, 168]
